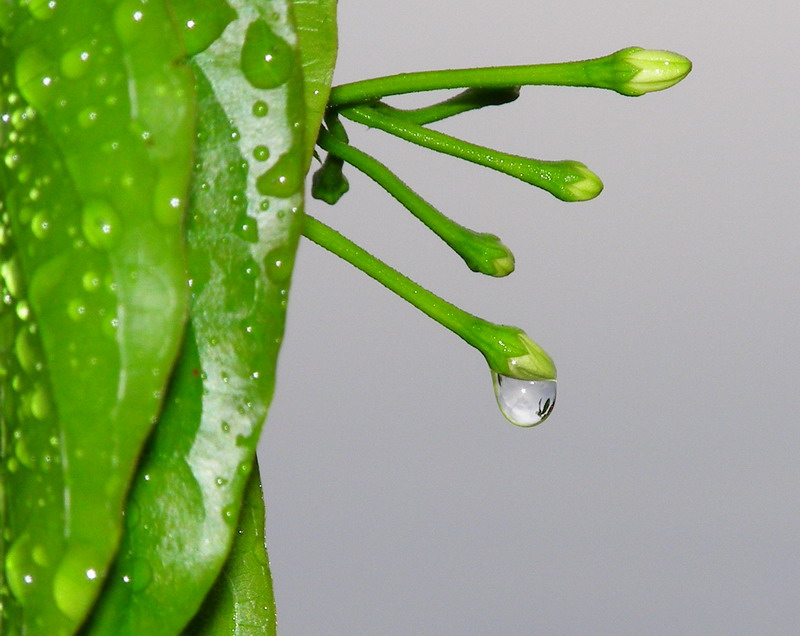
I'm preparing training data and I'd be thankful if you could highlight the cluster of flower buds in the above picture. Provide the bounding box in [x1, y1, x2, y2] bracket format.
[306, 47, 691, 425]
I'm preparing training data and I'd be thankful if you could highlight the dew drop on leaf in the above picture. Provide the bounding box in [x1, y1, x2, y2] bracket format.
[264, 245, 293, 284]
[5, 533, 37, 605]
[256, 151, 301, 198]
[240, 19, 294, 89]
[252, 100, 269, 118]
[170, 0, 236, 55]
[129, 558, 152, 592]
[252, 144, 270, 162]
[14, 47, 57, 112]
[52, 542, 106, 621]
[60, 46, 92, 80]
[81, 199, 120, 250]
[27, 0, 57, 21]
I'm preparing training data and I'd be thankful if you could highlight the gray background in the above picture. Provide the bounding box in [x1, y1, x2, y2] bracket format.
[258, 1, 800, 634]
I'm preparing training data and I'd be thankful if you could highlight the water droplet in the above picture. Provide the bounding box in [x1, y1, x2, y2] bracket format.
[30, 212, 51, 239]
[14, 47, 57, 111]
[15, 300, 30, 321]
[256, 151, 301, 198]
[221, 505, 236, 523]
[234, 211, 258, 243]
[60, 46, 91, 79]
[77, 107, 98, 128]
[4, 149, 20, 170]
[253, 144, 270, 162]
[172, 0, 236, 54]
[492, 374, 556, 427]
[53, 542, 106, 621]
[1, 257, 22, 298]
[129, 559, 152, 592]
[67, 298, 87, 321]
[240, 19, 294, 89]
[5, 533, 37, 604]
[14, 329, 37, 373]
[264, 245, 293, 284]
[153, 179, 184, 226]
[82, 271, 101, 292]
[125, 498, 141, 527]
[252, 100, 268, 118]
[30, 385, 51, 420]
[82, 199, 121, 250]
[27, 0, 57, 20]
[113, 1, 149, 44]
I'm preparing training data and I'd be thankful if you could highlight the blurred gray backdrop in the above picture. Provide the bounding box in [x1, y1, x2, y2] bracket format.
[258, 1, 800, 634]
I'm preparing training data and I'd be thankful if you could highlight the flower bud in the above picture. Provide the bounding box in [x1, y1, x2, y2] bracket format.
[615, 47, 692, 96]
[461, 232, 516, 277]
[562, 162, 604, 202]
[480, 326, 556, 381]
[311, 155, 350, 205]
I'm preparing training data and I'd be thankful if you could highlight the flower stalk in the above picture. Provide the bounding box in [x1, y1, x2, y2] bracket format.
[302, 215, 555, 380]
[339, 104, 603, 202]
[328, 48, 691, 107]
[315, 127, 515, 276]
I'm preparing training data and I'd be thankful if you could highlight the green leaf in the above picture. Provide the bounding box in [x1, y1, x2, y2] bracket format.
[83, 1, 307, 632]
[184, 462, 277, 636]
[0, 2, 193, 632]
[293, 0, 339, 168]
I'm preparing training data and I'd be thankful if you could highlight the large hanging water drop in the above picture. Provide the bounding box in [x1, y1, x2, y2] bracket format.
[492, 373, 556, 427]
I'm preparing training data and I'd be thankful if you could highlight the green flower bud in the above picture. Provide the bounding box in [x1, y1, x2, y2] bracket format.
[311, 154, 350, 205]
[489, 251, 515, 278]
[561, 162, 604, 202]
[615, 47, 692, 96]
[461, 232, 516, 277]
[479, 325, 557, 381]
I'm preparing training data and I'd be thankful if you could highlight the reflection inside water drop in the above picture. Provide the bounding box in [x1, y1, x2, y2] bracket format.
[492, 373, 556, 427]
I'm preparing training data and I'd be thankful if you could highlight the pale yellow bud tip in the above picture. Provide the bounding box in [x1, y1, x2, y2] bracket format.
[620, 48, 692, 96]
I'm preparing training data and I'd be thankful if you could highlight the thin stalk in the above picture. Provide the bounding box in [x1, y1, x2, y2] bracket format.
[372, 86, 520, 126]
[302, 215, 556, 380]
[316, 127, 514, 276]
[339, 105, 602, 202]
[328, 48, 691, 107]
[303, 214, 484, 343]
[328, 50, 632, 107]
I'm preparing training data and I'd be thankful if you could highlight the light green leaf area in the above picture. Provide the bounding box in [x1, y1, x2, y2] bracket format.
[293, 0, 339, 168]
[83, 0, 307, 633]
[184, 464, 277, 636]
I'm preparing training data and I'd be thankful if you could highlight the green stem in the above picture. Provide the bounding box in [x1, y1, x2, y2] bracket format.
[303, 214, 483, 342]
[328, 50, 637, 107]
[324, 109, 350, 142]
[372, 86, 520, 125]
[339, 105, 602, 202]
[316, 127, 514, 276]
[301, 215, 556, 380]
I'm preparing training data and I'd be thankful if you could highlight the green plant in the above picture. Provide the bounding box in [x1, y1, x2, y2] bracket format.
[0, 1, 689, 633]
